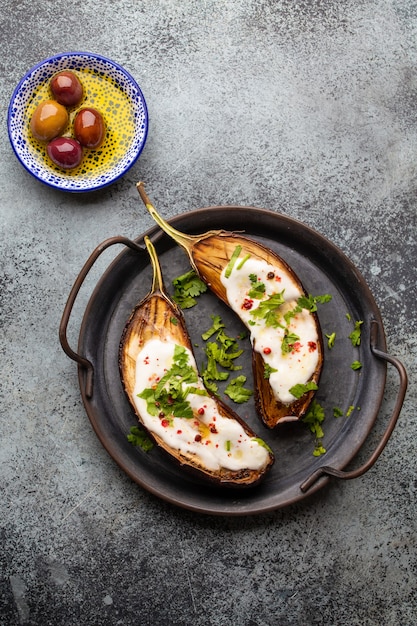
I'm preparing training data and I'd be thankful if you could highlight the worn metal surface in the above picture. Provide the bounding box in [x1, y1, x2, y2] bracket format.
[1, 1, 416, 624]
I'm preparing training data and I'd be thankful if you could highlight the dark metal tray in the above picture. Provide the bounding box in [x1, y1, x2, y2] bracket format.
[60, 206, 407, 515]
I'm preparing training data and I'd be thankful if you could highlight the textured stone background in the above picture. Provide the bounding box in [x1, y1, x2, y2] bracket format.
[1, 1, 416, 624]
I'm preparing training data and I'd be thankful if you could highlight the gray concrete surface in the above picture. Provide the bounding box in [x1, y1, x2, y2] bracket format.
[1, 1, 416, 624]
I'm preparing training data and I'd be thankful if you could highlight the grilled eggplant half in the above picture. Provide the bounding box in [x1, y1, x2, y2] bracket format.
[136, 182, 325, 428]
[119, 236, 274, 487]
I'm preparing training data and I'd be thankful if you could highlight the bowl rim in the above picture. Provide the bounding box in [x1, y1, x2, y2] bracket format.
[7, 51, 149, 193]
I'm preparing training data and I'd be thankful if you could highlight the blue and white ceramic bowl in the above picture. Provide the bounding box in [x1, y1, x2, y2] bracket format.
[7, 52, 148, 192]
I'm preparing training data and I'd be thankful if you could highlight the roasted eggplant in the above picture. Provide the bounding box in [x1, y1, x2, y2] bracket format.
[136, 182, 325, 428]
[119, 236, 274, 487]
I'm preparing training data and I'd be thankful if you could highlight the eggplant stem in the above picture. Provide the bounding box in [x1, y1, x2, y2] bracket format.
[136, 182, 223, 270]
[137, 182, 197, 254]
[144, 236, 164, 294]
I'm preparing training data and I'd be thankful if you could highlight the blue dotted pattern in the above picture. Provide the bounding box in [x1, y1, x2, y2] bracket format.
[7, 52, 148, 192]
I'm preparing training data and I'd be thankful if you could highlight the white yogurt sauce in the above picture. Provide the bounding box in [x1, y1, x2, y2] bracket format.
[133, 338, 270, 471]
[221, 256, 319, 404]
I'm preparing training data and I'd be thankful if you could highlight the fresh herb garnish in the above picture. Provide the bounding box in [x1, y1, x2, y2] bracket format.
[201, 314, 225, 341]
[313, 443, 327, 457]
[247, 274, 266, 299]
[302, 400, 325, 443]
[172, 270, 207, 309]
[325, 332, 336, 348]
[302, 400, 326, 456]
[249, 291, 286, 327]
[346, 405, 355, 417]
[127, 426, 154, 452]
[205, 341, 243, 373]
[283, 293, 332, 325]
[202, 343, 230, 392]
[224, 375, 253, 403]
[225, 245, 242, 278]
[236, 254, 251, 270]
[333, 407, 344, 418]
[289, 381, 318, 399]
[281, 330, 300, 354]
[351, 360, 362, 370]
[264, 363, 278, 379]
[201, 320, 246, 394]
[251, 438, 273, 453]
[138, 345, 206, 420]
[201, 375, 219, 395]
[248, 282, 266, 299]
[297, 293, 332, 312]
[349, 320, 363, 346]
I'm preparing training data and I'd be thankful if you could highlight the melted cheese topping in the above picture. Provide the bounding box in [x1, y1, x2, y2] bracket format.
[133, 338, 270, 472]
[221, 257, 319, 404]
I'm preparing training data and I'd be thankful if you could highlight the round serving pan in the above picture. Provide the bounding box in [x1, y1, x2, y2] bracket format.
[60, 206, 407, 515]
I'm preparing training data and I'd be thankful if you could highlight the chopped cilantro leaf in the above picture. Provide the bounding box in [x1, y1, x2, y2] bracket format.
[138, 344, 206, 420]
[249, 291, 286, 327]
[201, 314, 225, 340]
[248, 282, 266, 299]
[281, 330, 300, 354]
[289, 381, 318, 399]
[333, 406, 344, 418]
[313, 444, 327, 457]
[283, 307, 298, 325]
[127, 426, 154, 452]
[302, 400, 325, 434]
[201, 375, 219, 395]
[172, 270, 207, 309]
[205, 341, 242, 373]
[201, 317, 247, 393]
[349, 320, 363, 346]
[264, 363, 278, 379]
[216, 328, 243, 356]
[202, 347, 230, 381]
[224, 375, 253, 403]
[346, 405, 355, 417]
[297, 293, 332, 313]
[284, 293, 332, 326]
[351, 360, 362, 370]
[325, 332, 336, 348]
[315, 294, 333, 305]
[302, 400, 326, 456]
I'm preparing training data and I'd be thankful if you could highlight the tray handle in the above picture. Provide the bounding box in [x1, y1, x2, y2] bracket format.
[300, 319, 408, 493]
[59, 236, 145, 398]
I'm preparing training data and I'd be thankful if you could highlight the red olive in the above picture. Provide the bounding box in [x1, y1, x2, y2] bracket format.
[50, 71, 84, 107]
[47, 137, 83, 169]
[74, 107, 105, 148]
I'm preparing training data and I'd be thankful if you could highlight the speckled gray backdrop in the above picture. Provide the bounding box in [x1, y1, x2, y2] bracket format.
[1, 1, 416, 625]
